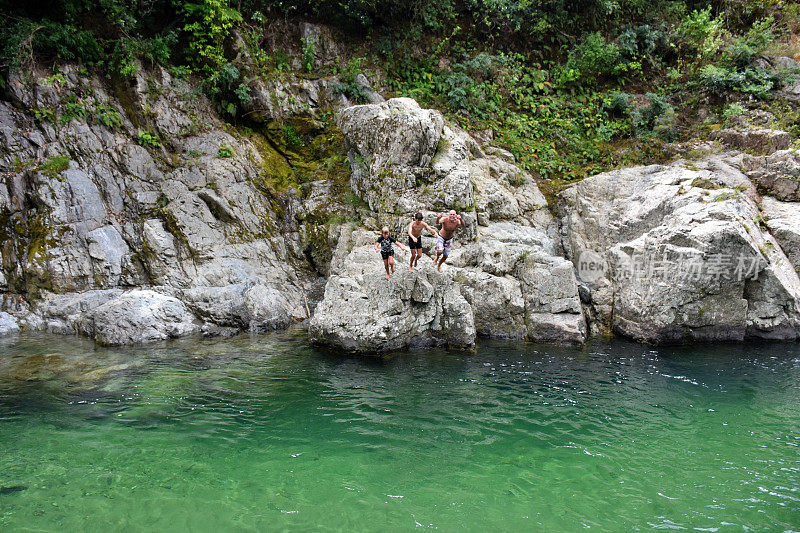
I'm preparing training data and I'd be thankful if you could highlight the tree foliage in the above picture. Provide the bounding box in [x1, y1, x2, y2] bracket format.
[0, 0, 796, 178]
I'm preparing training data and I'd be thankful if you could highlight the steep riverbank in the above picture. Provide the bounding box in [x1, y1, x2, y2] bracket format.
[1, 21, 800, 351]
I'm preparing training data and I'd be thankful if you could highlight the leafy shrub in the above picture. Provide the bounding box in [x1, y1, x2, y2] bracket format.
[331, 57, 369, 103]
[181, 0, 242, 75]
[776, 65, 800, 89]
[234, 83, 252, 104]
[137, 130, 161, 148]
[700, 65, 776, 99]
[32, 21, 104, 64]
[742, 15, 776, 51]
[94, 103, 123, 129]
[206, 62, 252, 116]
[31, 107, 56, 123]
[722, 16, 774, 70]
[444, 71, 474, 111]
[217, 145, 233, 158]
[109, 32, 177, 77]
[43, 72, 66, 87]
[559, 32, 621, 86]
[301, 35, 316, 74]
[1, 19, 99, 75]
[780, 3, 800, 33]
[60, 94, 88, 124]
[602, 92, 632, 117]
[700, 65, 743, 92]
[677, 7, 725, 58]
[632, 92, 676, 140]
[722, 102, 746, 125]
[618, 24, 670, 67]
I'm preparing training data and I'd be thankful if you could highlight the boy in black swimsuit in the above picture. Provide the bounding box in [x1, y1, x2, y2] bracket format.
[407, 212, 438, 272]
[374, 226, 406, 280]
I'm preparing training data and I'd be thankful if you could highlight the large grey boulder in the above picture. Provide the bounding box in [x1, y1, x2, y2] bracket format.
[178, 283, 292, 332]
[244, 284, 293, 331]
[79, 290, 200, 345]
[454, 269, 526, 338]
[310, 220, 587, 352]
[341, 98, 460, 215]
[517, 253, 587, 344]
[0, 312, 20, 336]
[318, 98, 586, 350]
[760, 196, 800, 275]
[32, 289, 123, 334]
[742, 149, 800, 201]
[450, 223, 586, 344]
[339, 97, 551, 239]
[309, 231, 475, 352]
[560, 160, 800, 343]
[713, 128, 792, 155]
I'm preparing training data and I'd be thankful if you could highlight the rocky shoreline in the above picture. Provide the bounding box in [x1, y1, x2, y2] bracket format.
[2, 60, 800, 352]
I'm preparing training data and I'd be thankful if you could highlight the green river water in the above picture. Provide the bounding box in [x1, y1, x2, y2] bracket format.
[0, 332, 798, 531]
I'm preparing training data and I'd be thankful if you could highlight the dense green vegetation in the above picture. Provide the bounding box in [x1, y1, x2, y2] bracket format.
[1, 0, 798, 180]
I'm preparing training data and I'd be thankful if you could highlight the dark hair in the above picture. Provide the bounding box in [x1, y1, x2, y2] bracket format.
[415, 212, 423, 220]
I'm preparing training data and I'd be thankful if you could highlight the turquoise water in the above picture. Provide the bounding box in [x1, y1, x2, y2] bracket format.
[0, 333, 798, 531]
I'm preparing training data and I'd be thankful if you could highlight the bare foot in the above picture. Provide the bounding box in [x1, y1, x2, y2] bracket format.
[438, 264, 444, 273]
[409, 266, 414, 272]
[385, 274, 390, 280]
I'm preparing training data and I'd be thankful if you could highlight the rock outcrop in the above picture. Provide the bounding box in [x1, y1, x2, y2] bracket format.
[0, 311, 19, 337]
[743, 149, 800, 201]
[1, 52, 799, 351]
[760, 196, 800, 275]
[713, 128, 792, 155]
[0, 64, 324, 343]
[309, 231, 475, 352]
[309, 99, 587, 352]
[559, 158, 800, 342]
[78, 290, 199, 345]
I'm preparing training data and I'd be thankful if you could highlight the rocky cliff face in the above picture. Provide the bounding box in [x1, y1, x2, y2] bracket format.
[310, 100, 800, 352]
[559, 157, 800, 343]
[0, 60, 359, 344]
[310, 98, 588, 352]
[1, 57, 799, 351]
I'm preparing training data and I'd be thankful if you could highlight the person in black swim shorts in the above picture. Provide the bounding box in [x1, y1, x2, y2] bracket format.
[406, 212, 438, 272]
[374, 226, 406, 280]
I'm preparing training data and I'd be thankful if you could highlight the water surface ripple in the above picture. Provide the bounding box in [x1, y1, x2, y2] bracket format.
[0, 333, 798, 531]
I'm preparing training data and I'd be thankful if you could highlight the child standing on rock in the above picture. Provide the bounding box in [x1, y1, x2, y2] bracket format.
[375, 226, 406, 280]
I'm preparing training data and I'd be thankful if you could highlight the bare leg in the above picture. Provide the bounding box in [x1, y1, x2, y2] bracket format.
[409, 250, 414, 272]
[437, 254, 447, 273]
[389, 256, 395, 274]
[384, 259, 390, 280]
[414, 250, 421, 268]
